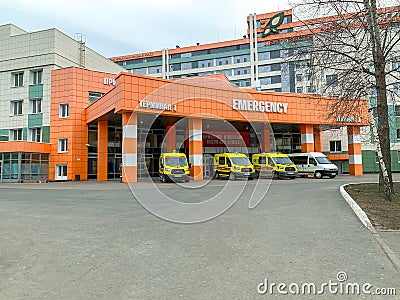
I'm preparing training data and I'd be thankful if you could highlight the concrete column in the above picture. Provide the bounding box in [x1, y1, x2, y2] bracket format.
[122, 112, 137, 183]
[300, 124, 314, 152]
[314, 125, 323, 153]
[261, 123, 270, 153]
[189, 118, 203, 181]
[97, 119, 108, 181]
[347, 126, 363, 176]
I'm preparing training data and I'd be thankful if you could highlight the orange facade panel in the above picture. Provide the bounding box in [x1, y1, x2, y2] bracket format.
[0, 141, 51, 153]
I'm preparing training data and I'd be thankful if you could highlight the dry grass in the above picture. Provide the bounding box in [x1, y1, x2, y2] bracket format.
[345, 183, 400, 230]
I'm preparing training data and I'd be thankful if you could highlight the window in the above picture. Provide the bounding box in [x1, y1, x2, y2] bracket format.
[10, 100, 23, 115]
[132, 67, 146, 75]
[29, 127, 42, 142]
[59, 103, 69, 118]
[258, 52, 270, 60]
[397, 129, 400, 140]
[329, 140, 342, 152]
[88, 92, 103, 104]
[296, 74, 303, 82]
[394, 83, 399, 95]
[219, 69, 232, 77]
[233, 55, 250, 64]
[29, 99, 42, 114]
[296, 87, 303, 93]
[216, 58, 230, 65]
[395, 105, 400, 116]
[270, 50, 281, 59]
[326, 74, 338, 86]
[371, 107, 378, 118]
[306, 85, 316, 93]
[148, 66, 161, 74]
[218, 157, 225, 165]
[392, 61, 400, 72]
[12, 72, 24, 87]
[398, 151, 400, 163]
[58, 138, 68, 153]
[30, 69, 43, 85]
[9, 129, 23, 141]
[375, 152, 380, 163]
[371, 87, 377, 97]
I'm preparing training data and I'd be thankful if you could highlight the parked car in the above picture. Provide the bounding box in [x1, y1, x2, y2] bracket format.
[287, 152, 338, 179]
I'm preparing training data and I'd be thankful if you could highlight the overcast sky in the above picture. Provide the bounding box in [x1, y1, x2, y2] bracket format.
[0, 0, 291, 58]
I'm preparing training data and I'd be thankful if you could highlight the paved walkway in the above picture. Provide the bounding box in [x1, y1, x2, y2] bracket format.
[0, 174, 399, 299]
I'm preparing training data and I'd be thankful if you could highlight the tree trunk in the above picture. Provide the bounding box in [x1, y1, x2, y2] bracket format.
[364, 0, 394, 200]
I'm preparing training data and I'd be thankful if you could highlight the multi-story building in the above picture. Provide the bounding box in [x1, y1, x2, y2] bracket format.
[110, 6, 400, 174]
[0, 24, 123, 182]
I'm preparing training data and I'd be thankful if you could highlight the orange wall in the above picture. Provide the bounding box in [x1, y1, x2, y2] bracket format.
[50, 67, 116, 181]
[87, 73, 369, 127]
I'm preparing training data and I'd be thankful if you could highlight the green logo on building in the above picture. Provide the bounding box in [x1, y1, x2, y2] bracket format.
[261, 12, 285, 37]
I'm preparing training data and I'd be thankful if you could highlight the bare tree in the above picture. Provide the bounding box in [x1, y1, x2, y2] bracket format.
[289, 0, 400, 200]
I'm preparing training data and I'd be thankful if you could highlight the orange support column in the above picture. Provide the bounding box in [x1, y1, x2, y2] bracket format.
[347, 126, 363, 176]
[314, 125, 323, 153]
[122, 112, 138, 183]
[261, 123, 271, 153]
[97, 119, 108, 181]
[300, 124, 314, 152]
[165, 124, 176, 152]
[189, 118, 203, 180]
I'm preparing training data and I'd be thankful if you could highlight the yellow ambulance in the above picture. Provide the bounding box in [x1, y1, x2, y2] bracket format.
[159, 152, 190, 183]
[214, 152, 255, 180]
[252, 153, 297, 179]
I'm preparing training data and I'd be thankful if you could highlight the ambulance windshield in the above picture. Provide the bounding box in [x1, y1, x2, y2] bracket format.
[231, 157, 250, 165]
[165, 157, 187, 167]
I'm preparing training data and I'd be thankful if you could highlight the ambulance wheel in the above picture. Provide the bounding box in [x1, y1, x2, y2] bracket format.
[255, 171, 260, 179]
[216, 171, 220, 179]
[162, 175, 167, 183]
[314, 171, 323, 179]
[185, 178, 190, 182]
[272, 171, 279, 179]
[229, 172, 236, 180]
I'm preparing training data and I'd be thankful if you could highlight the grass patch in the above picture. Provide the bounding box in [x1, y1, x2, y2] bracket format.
[345, 183, 400, 230]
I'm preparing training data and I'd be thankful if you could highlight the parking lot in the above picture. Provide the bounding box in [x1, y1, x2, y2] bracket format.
[1, 175, 399, 299]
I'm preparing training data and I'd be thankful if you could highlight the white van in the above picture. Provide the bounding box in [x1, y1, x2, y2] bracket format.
[287, 152, 338, 179]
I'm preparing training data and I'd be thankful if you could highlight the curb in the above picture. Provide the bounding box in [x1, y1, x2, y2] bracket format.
[340, 183, 400, 273]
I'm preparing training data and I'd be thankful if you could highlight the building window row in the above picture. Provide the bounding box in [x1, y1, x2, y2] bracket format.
[11, 69, 43, 87]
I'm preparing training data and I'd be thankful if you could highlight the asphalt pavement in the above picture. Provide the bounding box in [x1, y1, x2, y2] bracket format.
[0, 174, 399, 299]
